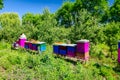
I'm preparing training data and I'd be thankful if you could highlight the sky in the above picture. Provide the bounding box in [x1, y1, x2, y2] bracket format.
[0, 0, 114, 18]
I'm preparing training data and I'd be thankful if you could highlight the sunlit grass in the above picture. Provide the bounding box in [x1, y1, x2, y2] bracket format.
[0, 41, 120, 80]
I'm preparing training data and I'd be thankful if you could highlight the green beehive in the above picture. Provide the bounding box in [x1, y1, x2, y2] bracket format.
[37, 42, 46, 53]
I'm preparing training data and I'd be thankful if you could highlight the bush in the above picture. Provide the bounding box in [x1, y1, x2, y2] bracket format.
[90, 43, 109, 58]
[100, 66, 115, 79]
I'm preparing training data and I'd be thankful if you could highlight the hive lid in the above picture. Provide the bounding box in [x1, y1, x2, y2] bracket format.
[32, 41, 40, 44]
[53, 42, 64, 45]
[25, 41, 29, 43]
[53, 44, 60, 46]
[58, 44, 68, 46]
[53, 43, 77, 47]
[76, 39, 89, 43]
[19, 33, 27, 39]
[37, 42, 46, 44]
[66, 44, 77, 47]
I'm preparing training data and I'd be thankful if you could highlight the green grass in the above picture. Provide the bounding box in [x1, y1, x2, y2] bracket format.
[0, 41, 120, 80]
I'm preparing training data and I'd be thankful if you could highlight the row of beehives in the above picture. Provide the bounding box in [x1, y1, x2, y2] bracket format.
[14, 33, 120, 62]
[118, 41, 120, 63]
[24, 41, 46, 52]
[13, 36, 46, 52]
[53, 40, 90, 60]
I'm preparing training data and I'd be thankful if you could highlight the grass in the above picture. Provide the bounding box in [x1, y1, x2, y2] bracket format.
[0, 41, 120, 80]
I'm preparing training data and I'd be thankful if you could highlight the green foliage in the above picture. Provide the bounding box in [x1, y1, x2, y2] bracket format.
[74, 0, 109, 16]
[56, 0, 109, 27]
[90, 44, 109, 58]
[0, 13, 21, 28]
[110, 0, 120, 22]
[0, 41, 120, 79]
[56, 1, 73, 27]
[21, 8, 69, 44]
[100, 66, 115, 80]
[0, 0, 3, 9]
[22, 13, 41, 26]
[103, 22, 120, 57]
[69, 9, 99, 43]
[0, 13, 21, 42]
[0, 25, 24, 42]
[7, 55, 22, 65]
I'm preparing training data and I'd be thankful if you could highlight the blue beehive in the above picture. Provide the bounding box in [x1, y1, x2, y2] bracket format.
[53, 45, 59, 54]
[59, 50, 67, 55]
[118, 41, 120, 49]
[24, 41, 29, 49]
[32, 43, 38, 50]
[25, 45, 29, 49]
[67, 44, 76, 57]
[67, 44, 76, 52]
[59, 44, 67, 55]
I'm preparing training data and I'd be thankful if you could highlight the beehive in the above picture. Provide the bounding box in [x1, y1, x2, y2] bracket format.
[32, 43, 38, 51]
[76, 40, 90, 60]
[76, 40, 89, 53]
[19, 34, 27, 48]
[118, 41, 120, 49]
[67, 44, 76, 57]
[76, 52, 89, 60]
[24, 41, 29, 49]
[53, 44, 60, 54]
[118, 41, 120, 63]
[37, 42, 46, 52]
[28, 42, 33, 50]
[59, 44, 67, 55]
[118, 49, 120, 63]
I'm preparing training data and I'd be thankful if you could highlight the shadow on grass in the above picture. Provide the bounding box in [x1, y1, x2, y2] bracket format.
[113, 63, 120, 73]
[54, 54, 79, 65]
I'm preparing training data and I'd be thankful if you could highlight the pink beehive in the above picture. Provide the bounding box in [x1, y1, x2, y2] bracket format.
[118, 49, 120, 63]
[76, 52, 89, 60]
[76, 40, 89, 53]
[19, 33, 27, 48]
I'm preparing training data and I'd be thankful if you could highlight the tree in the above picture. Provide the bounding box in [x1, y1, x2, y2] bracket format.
[103, 22, 120, 58]
[110, 0, 120, 22]
[69, 9, 100, 44]
[22, 13, 41, 26]
[41, 8, 57, 28]
[0, 0, 3, 9]
[33, 8, 57, 43]
[56, 0, 109, 27]
[73, 0, 109, 20]
[0, 13, 22, 42]
[0, 13, 21, 28]
[56, 1, 73, 27]
[22, 8, 58, 43]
